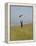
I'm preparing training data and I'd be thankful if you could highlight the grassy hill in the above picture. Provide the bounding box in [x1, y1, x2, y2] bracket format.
[10, 23, 33, 41]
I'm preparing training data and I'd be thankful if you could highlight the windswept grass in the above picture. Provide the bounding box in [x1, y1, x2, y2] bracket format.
[10, 23, 33, 41]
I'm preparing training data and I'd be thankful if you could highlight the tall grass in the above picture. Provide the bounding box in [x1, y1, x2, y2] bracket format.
[10, 23, 33, 41]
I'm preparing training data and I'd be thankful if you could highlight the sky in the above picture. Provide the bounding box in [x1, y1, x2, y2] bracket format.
[10, 5, 33, 25]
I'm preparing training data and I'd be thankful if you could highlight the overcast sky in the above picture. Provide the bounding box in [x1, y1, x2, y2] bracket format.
[10, 5, 32, 25]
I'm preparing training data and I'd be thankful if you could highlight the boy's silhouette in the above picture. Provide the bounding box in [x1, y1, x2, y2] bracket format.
[19, 15, 23, 28]
[20, 20, 23, 28]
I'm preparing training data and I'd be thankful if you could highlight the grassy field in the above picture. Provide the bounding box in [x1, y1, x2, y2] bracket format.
[10, 23, 33, 41]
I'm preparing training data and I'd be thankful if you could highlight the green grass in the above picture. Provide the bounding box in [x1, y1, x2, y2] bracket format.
[10, 23, 33, 41]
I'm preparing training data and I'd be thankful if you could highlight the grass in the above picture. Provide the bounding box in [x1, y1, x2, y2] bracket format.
[10, 23, 33, 41]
